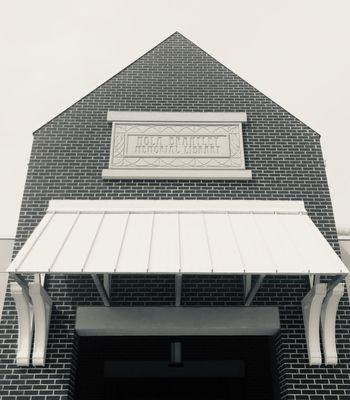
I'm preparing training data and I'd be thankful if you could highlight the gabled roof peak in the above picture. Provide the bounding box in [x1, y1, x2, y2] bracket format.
[33, 30, 318, 137]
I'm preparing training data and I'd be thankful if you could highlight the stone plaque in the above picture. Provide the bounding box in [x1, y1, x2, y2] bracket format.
[103, 112, 252, 180]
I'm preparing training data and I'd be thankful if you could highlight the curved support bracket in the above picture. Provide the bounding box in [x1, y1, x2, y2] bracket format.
[321, 283, 344, 365]
[10, 282, 33, 367]
[301, 283, 327, 366]
[29, 282, 52, 366]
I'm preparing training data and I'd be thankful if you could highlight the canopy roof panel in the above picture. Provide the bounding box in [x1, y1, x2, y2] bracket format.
[8, 200, 347, 275]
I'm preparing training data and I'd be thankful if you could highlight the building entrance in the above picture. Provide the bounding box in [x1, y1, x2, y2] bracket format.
[104, 377, 244, 400]
[74, 336, 277, 400]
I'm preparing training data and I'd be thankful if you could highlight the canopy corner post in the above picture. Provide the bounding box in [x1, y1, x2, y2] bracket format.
[175, 274, 182, 307]
[321, 282, 345, 365]
[91, 274, 111, 307]
[29, 282, 52, 366]
[244, 275, 265, 307]
[301, 283, 327, 366]
[10, 275, 33, 367]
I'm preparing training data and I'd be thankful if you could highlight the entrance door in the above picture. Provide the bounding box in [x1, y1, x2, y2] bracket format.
[74, 336, 277, 400]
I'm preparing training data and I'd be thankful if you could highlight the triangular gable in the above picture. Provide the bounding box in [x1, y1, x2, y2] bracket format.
[34, 32, 318, 137]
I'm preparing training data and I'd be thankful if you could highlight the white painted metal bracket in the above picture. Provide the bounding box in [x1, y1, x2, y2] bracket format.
[244, 275, 265, 306]
[10, 282, 34, 366]
[301, 283, 327, 366]
[243, 275, 252, 299]
[91, 274, 110, 306]
[29, 282, 52, 366]
[321, 283, 344, 365]
[103, 274, 111, 297]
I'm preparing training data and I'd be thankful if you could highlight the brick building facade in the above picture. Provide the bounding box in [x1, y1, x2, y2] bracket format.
[1, 32, 349, 400]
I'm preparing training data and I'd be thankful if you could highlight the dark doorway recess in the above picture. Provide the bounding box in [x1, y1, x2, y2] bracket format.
[74, 336, 278, 400]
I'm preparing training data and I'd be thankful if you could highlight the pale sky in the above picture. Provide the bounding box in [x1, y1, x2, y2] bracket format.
[1, 0, 350, 237]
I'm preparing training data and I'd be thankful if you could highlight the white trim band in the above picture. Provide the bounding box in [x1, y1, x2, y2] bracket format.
[102, 168, 252, 180]
[46, 200, 307, 214]
[107, 111, 248, 123]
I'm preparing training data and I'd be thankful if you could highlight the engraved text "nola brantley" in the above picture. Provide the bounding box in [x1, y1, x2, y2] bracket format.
[125, 134, 230, 158]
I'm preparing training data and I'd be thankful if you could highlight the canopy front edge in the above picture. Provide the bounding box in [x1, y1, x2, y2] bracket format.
[7, 200, 348, 276]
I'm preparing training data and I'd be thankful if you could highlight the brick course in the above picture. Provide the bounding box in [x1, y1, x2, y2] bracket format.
[1, 32, 348, 399]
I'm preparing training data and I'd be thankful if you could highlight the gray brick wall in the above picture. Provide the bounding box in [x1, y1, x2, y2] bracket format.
[1, 32, 348, 399]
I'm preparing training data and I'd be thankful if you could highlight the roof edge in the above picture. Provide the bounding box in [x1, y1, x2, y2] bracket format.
[174, 31, 321, 137]
[32, 31, 321, 138]
[32, 32, 180, 135]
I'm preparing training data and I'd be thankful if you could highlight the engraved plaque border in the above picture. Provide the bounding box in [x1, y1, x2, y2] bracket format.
[103, 112, 252, 180]
[109, 123, 244, 168]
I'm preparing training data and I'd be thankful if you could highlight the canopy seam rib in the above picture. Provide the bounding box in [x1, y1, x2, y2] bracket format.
[202, 213, 214, 272]
[251, 212, 277, 271]
[15, 212, 56, 272]
[81, 212, 106, 272]
[226, 212, 245, 272]
[178, 212, 182, 273]
[147, 212, 155, 273]
[49, 212, 81, 272]
[114, 212, 131, 272]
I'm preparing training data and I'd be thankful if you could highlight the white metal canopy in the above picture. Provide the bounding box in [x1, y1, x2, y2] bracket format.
[7, 200, 347, 275]
[7, 199, 348, 368]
